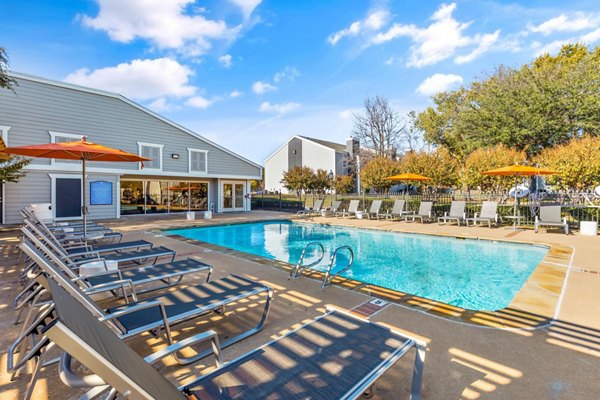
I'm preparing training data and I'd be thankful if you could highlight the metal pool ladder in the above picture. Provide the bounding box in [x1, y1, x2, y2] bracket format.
[290, 242, 325, 279]
[322, 245, 354, 288]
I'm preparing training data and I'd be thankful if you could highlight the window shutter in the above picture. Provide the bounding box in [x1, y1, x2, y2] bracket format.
[198, 152, 206, 172]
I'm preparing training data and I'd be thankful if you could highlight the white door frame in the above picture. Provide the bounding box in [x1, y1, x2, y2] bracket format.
[221, 181, 246, 212]
[49, 174, 84, 221]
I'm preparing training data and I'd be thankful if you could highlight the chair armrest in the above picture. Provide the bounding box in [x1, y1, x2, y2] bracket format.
[144, 329, 223, 368]
[59, 353, 107, 388]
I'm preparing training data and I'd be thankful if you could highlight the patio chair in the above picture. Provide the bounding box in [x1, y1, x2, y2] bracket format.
[534, 205, 568, 234]
[45, 276, 426, 400]
[20, 239, 273, 361]
[385, 199, 414, 220]
[466, 201, 499, 228]
[366, 200, 383, 220]
[438, 201, 466, 225]
[324, 200, 342, 216]
[335, 199, 360, 218]
[405, 201, 433, 223]
[23, 209, 123, 242]
[297, 199, 324, 217]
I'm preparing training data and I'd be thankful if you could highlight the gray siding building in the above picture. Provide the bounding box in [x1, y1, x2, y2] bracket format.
[264, 135, 358, 194]
[0, 72, 261, 224]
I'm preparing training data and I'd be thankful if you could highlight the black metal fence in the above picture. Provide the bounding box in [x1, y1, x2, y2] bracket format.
[251, 193, 304, 212]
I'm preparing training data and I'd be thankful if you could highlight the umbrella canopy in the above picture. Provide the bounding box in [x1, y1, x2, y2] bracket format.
[482, 164, 559, 176]
[386, 173, 432, 181]
[1, 136, 150, 236]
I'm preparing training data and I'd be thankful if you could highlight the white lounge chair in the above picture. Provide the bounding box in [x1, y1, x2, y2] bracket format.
[385, 199, 414, 220]
[438, 201, 466, 225]
[297, 199, 324, 217]
[466, 201, 499, 228]
[336, 199, 360, 218]
[324, 200, 342, 216]
[366, 200, 383, 220]
[535, 205, 568, 234]
[405, 201, 433, 223]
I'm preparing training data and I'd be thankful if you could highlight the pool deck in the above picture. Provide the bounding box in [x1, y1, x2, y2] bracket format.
[1, 211, 599, 399]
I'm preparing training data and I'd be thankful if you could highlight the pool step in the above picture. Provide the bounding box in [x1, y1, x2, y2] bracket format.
[352, 298, 389, 318]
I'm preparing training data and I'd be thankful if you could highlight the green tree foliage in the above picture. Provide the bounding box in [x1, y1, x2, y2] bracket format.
[417, 44, 600, 159]
[0, 46, 16, 90]
[281, 166, 314, 200]
[360, 157, 399, 193]
[463, 145, 526, 191]
[333, 175, 354, 194]
[535, 135, 600, 190]
[310, 169, 332, 194]
[399, 149, 460, 189]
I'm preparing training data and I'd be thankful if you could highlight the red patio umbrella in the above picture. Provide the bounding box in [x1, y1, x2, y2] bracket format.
[1, 136, 150, 236]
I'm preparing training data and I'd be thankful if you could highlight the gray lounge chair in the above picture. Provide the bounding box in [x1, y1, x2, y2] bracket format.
[324, 200, 342, 216]
[385, 199, 414, 220]
[297, 199, 324, 217]
[405, 201, 433, 223]
[535, 206, 568, 234]
[45, 276, 426, 400]
[23, 209, 123, 242]
[466, 201, 499, 228]
[438, 201, 466, 225]
[366, 200, 383, 220]
[20, 239, 273, 358]
[336, 199, 360, 218]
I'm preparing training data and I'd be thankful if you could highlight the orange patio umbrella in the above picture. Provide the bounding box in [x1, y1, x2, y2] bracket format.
[482, 164, 560, 225]
[1, 136, 150, 236]
[386, 173, 432, 181]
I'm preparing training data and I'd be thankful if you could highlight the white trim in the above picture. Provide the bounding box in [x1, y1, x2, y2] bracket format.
[137, 142, 164, 171]
[116, 178, 121, 219]
[48, 173, 83, 221]
[187, 148, 209, 174]
[49, 131, 84, 166]
[0, 125, 11, 146]
[23, 163, 260, 180]
[9, 71, 262, 170]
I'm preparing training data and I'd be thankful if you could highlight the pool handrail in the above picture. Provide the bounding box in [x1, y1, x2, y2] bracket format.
[290, 242, 325, 279]
[322, 245, 354, 288]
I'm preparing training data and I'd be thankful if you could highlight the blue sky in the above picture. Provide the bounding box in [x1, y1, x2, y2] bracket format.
[2, 0, 600, 163]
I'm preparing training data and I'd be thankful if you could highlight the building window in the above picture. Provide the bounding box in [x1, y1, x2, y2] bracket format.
[49, 131, 82, 164]
[188, 148, 208, 173]
[138, 142, 163, 170]
[120, 179, 208, 215]
[0, 126, 10, 146]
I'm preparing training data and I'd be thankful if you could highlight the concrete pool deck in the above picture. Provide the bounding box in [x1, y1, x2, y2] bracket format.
[1, 211, 599, 399]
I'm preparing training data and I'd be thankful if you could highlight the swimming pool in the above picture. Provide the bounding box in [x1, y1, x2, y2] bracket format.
[167, 221, 548, 311]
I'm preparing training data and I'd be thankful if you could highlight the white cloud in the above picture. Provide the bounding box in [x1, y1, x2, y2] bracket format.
[228, 0, 262, 19]
[327, 9, 390, 45]
[273, 67, 300, 82]
[230, 90, 243, 98]
[416, 73, 463, 96]
[529, 13, 598, 36]
[218, 54, 233, 68]
[533, 39, 571, 56]
[80, 0, 240, 56]
[252, 80, 277, 94]
[148, 97, 174, 112]
[372, 3, 500, 68]
[338, 109, 356, 120]
[185, 96, 213, 109]
[582, 27, 600, 43]
[259, 101, 300, 114]
[64, 58, 196, 100]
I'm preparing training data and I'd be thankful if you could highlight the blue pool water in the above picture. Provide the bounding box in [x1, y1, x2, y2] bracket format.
[167, 221, 548, 310]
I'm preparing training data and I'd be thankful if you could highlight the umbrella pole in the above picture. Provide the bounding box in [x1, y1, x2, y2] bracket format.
[513, 175, 518, 229]
[82, 158, 87, 238]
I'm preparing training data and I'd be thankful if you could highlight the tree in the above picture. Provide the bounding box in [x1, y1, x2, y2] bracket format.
[535, 135, 600, 190]
[463, 145, 526, 191]
[333, 175, 354, 194]
[399, 149, 460, 189]
[360, 157, 399, 193]
[281, 166, 315, 200]
[310, 169, 332, 194]
[353, 95, 405, 158]
[0, 46, 29, 182]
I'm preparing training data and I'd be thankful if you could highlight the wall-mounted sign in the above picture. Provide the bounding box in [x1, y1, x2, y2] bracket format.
[90, 181, 113, 205]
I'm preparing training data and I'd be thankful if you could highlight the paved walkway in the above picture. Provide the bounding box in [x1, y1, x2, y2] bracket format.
[1, 211, 599, 399]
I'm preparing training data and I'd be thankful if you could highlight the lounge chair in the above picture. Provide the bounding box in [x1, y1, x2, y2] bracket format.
[466, 201, 499, 228]
[535, 205, 568, 234]
[324, 200, 342, 216]
[45, 276, 426, 400]
[366, 200, 383, 220]
[20, 239, 273, 359]
[335, 199, 360, 218]
[385, 199, 414, 220]
[438, 201, 466, 225]
[297, 199, 324, 217]
[405, 201, 433, 223]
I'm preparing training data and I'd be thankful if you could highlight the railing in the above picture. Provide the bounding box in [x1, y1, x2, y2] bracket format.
[289, 242, 325, 279]
[322, 246, 354, 288]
